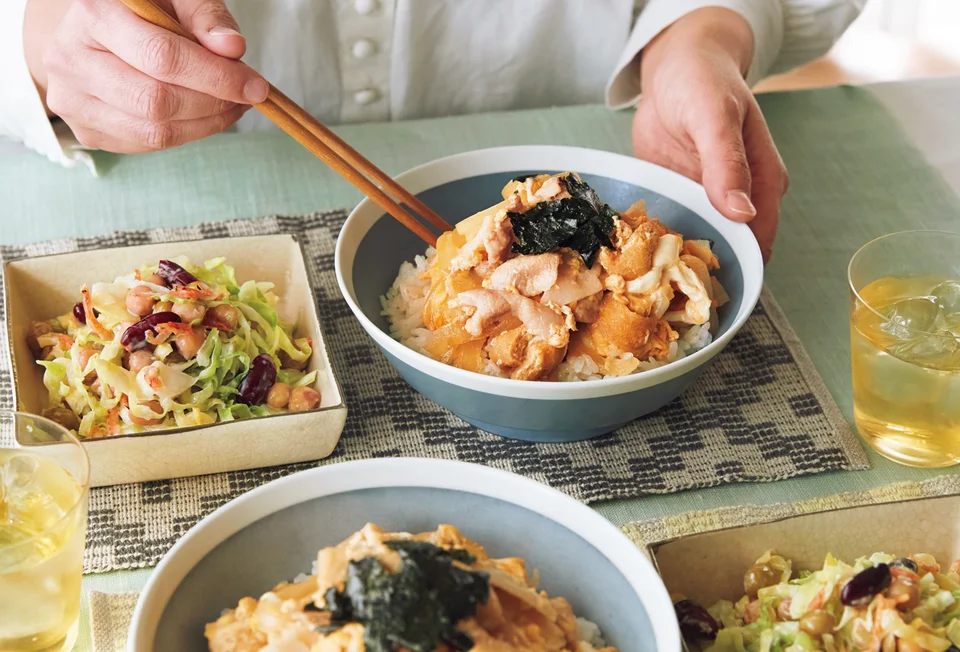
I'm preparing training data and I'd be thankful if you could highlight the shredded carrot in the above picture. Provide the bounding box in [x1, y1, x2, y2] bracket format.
[143, 366, 162, 390]
[134, 269, 142, 281]
[81, 285, 114, 341]
[807, 588, 826, 612]
[950, 560, 960, 575]
[203, 316, 233, 332]
[155, 321, 195, 337]
[106, 406, 121, 436]
[918, 560, 941, 574]
[891, 567, 919, 582]
[166, 283, 219, 301]
[57, 334, 75, 350]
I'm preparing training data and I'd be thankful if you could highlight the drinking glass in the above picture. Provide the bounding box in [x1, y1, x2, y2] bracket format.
[849, 230, 960, 467]
[0, 411, 89, 651]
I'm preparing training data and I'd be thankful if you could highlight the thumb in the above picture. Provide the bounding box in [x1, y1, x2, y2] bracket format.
[171, 0, 246, 59]
[688, 96, 756, 224]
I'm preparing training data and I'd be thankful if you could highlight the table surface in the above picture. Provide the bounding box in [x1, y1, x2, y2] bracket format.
[2, 76, 959, 651]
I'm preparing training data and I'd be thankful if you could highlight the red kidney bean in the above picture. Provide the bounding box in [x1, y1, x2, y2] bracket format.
[157, 260, 198, 287]
[120, 312, 181, 351]
[238, 354, 277, 405]
[841, 563, 891, 606]
[73, 301, 86, 324]
[675, 600, 719, 640]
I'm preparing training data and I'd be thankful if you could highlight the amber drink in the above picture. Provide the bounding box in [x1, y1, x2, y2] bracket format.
[0, 413, 89, 652]
[849, 232, 960, 467]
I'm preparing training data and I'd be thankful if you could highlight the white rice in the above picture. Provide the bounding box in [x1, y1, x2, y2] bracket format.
[380, 250, 714, 382]
[577, 617, 609, 649]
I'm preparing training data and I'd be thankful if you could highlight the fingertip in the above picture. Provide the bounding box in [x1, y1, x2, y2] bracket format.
[725, 190, 756, 220]
[243, 77, 269, 104]
[198, 28, 246, 59]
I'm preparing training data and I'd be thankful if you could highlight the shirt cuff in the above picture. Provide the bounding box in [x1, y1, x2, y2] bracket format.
[0, 0, 96, 173]
[606, 0, 784, 109]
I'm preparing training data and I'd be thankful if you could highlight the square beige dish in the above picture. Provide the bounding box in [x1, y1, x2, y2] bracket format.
[649, 496, 960, 609]
[3, 234, 346, 487]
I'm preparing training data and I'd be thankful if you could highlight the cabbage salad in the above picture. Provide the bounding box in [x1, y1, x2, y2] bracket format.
[30, 256, 320, 438]
[678, 552, 960, 652]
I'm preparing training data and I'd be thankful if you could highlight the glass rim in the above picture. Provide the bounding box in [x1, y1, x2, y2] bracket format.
[1, 410, 91, 549]
[848, 229, 960, 338]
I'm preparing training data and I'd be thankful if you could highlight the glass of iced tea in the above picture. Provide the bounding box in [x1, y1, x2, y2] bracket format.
[0, 411, 89, 651]
[849, 230, 960, 467]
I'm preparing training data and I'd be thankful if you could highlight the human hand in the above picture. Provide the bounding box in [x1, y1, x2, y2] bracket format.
[26, 0, 269, 153]
[633, 7, 789, 261]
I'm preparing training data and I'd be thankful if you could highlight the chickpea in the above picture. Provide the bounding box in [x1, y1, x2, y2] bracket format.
[144, 273, 166, 286]
[126, 349, 156, 374]
[130, 400, 164, 426]
[799, 610, 835, 638]
[175, 327, 206, 360]
[154, 300, 173, 314]
[172, 301, 207, 324]
[266, 382, 292, 408]
[28, 321, 53, 356]
[126, 285, 157, 317]
[744, 563, 780, 597]
[288, 386, 321, 412]
[206, 304, 239, 331]
[887, 577, 921, 611]
[42, 407, 80, 431]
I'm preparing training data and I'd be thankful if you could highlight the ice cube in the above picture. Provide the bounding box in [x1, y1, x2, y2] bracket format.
[0, 525, 47, 573]
[930, 281, 960, 334]
[886, 330, 960, 371]
[881, 297, 940, 339]
[3, 453, 39, 491]
[932, 281, 960, 313]
[2, 454, 67, 531]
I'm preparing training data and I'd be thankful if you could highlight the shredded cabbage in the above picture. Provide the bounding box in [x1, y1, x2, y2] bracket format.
[703, 553, 960, 652]
[33, 257, 318, 437]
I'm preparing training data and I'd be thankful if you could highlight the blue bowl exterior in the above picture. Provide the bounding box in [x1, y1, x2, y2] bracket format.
[351, 170, 747, 442]
[382, 346, 704, 442]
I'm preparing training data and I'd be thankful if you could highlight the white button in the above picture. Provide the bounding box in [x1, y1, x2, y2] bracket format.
[354, 0, 378, 15]
[352, 38, 376, 59]
[354, 88, 379, 105]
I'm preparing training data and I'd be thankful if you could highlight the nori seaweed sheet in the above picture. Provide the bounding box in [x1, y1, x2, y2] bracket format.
[509, 174, 616, 268]
[320, 540, 489, 652]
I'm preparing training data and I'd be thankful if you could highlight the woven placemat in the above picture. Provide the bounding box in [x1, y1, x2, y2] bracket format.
[0, 213, 867, 573]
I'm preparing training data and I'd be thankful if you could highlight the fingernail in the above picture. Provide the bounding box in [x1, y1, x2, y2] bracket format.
[726, 190, 756, 218]
[209, 26, 242, 37]
[243, 78, 269, 104]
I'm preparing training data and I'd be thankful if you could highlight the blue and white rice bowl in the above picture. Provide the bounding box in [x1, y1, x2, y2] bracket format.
[335, 146, 763, 442]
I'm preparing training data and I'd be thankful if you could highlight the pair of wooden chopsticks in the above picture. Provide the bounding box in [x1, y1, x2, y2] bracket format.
[119, 0, 451, 246]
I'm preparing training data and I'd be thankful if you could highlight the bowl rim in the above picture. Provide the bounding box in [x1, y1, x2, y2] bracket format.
[128, 457, 682, 652]
[335, 145, 763, 400]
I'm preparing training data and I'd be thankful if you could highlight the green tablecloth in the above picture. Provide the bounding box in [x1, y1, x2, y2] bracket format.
[2, 79, 960, 650]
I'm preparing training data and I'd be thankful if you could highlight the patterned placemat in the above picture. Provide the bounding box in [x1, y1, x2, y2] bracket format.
[0, 213, 868, 573]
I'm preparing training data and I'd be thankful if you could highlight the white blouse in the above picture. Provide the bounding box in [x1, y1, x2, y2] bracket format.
[0, 0, 865, 169]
